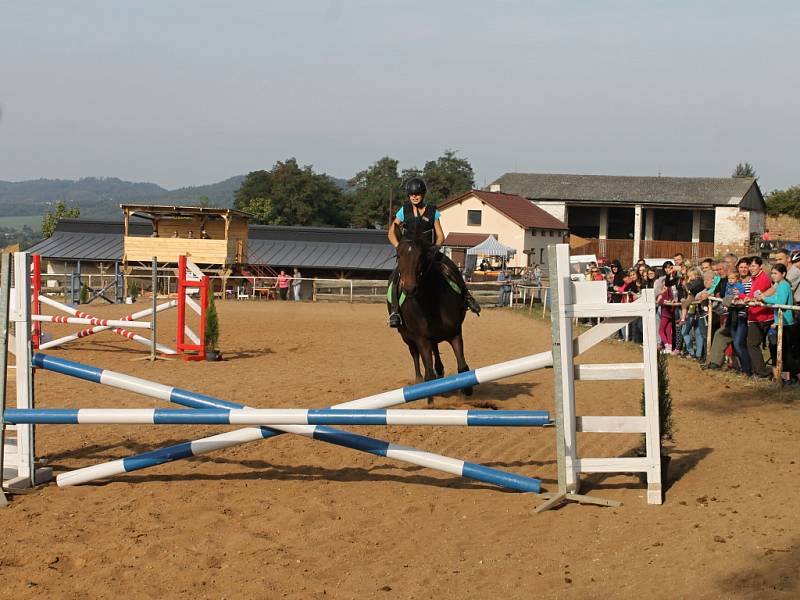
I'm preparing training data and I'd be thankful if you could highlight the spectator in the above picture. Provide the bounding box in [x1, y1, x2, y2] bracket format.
[633, 264, 648, 295]
[692, 270, 718, 361]
[673, 253, 685, 271]
[707, 269, 746, 369]
[724, 252, 739, 274]
[533, 264, 543, 287]
[171, 230, 179, 238]
[497, 269, 512, 307]
[200, 228, 210, 239]
[769, 248, 800, 302]
[700, 257, 714, 273]
[730, 258, 753, 375]
[742, 257, 774, 379]
[292, 267, 302, 301]
[642, 267, 658, 289]
[656, 277, 676, 353]
[791, 251, 800, 303]
[757, 263, 799, 384]
[275, 269, 291, 300]
[480, 258, 490, 272]
[678, 267, 704, 358]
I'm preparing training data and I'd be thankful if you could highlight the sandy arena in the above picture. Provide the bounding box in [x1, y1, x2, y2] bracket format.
[2, 300, 799, 599]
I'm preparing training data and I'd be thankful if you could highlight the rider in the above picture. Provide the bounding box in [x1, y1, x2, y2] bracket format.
[387, 177, 481, 328]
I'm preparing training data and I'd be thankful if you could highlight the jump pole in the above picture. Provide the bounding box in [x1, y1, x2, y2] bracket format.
[37, 294, 178, 355]
[31, 315, 153, 329]
[32, 353, 547, 492]
[4, 408, 550, 427]
[33, 313, 626, 488]
[37, 300, 177, 352]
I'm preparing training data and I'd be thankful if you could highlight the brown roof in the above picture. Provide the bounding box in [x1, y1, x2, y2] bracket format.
[443, 232, 491, 247]
[439, 190, 567, 230]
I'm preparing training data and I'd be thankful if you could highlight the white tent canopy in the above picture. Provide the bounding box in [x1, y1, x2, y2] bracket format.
[466, 235, 516, 257]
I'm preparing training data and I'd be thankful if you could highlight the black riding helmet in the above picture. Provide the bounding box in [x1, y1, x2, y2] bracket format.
[405, 177, 427, 197]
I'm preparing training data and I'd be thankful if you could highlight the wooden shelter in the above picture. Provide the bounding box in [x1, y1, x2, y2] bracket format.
[121, 205, 251, 265]
[121, 205, 252, 291]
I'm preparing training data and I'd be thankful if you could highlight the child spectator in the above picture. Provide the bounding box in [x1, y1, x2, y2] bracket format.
[757, 263, 799, 384]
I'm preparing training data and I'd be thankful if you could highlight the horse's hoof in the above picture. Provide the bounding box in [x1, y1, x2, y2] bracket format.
[427, 397, 434, 406]
[461, 387, 473, 397]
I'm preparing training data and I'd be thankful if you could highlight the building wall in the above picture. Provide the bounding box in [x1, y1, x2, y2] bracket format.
[714, 206, 752, 256]
[523, 229, 563, 266]
[766, 214, 800, 240]
[532, 201, 567, 223]
[438, 195, 527, 267]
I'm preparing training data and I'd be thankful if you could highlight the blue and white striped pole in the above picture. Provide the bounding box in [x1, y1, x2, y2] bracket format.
[4, 408, 551, 427]
[33, 354, 548, 491]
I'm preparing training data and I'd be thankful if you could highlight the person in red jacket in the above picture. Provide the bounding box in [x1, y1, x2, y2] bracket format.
[741, 257, 774, 378]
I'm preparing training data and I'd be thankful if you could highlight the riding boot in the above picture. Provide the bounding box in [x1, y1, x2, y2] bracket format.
[435, 252, 482, 316]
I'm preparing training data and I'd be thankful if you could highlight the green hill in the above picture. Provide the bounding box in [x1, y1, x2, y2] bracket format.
[0, 174, 349, 222]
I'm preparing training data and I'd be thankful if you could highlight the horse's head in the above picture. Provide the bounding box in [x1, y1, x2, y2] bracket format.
[395, 224, 431, 297]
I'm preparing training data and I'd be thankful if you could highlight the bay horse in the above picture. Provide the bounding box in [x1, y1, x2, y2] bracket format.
[389, 226, 472, 401]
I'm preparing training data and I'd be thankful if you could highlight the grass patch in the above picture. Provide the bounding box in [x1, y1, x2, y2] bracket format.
[0, 215, 42, 231]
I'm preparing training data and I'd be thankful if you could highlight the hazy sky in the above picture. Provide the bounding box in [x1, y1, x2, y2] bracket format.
[1, 1, 798, 191]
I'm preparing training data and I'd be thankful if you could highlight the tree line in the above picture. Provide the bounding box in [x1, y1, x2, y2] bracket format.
[233, 150, 474, 228]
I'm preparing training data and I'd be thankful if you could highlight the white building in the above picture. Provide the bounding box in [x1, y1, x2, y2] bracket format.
[488, 173, 766, 265]
[437, 189, 568, 269]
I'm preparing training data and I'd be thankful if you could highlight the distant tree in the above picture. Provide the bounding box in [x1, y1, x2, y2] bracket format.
[41, 200, 80, 238]
[233, 160, 349, 226]
[732, 162, 757, 178]
[197, 195, 211, 208]
[349, 156, 403, 228]
[765, 185, 800, 218]
[421, 150, 474, 204]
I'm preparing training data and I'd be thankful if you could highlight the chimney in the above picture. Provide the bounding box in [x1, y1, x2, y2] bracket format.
[489, 184, 501, 193]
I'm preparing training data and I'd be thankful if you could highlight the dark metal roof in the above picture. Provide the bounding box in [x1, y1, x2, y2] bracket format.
[120, 204, 252, 219]
[27, 219, 395, 271]
[489, 173, 765, 210]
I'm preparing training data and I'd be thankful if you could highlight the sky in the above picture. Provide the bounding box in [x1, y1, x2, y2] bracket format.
[1, 1, 798, 192]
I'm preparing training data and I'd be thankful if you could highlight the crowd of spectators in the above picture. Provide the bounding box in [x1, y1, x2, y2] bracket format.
[579, 249, 800, 385]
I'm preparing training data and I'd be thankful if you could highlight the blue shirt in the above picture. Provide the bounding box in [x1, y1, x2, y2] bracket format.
[395, 206, 441, 221]
[762, 279, 795, 326]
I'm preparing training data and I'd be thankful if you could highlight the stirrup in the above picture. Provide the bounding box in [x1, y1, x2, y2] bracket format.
[388, 312, 402, 328]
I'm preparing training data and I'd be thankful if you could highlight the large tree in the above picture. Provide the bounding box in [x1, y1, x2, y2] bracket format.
[732, 162, 757, 178]
[41, 200, 80, 238]
[233, 159, 349, 226]
[766, 185, 800, 217]
[421, 149, 474, 204]
[349, 156, 403, 228]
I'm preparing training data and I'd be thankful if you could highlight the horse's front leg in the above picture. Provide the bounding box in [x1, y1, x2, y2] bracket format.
[406, 340, 423, 383]
[432, 344, 444, 379]
[416, 338, 437, 405]
[448, 333, 472, 396]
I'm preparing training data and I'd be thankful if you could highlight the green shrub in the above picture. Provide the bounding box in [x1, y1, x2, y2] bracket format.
[641, 351, 674, 443]
[128, 279, 141, 302]
[205, 293, 219, 350]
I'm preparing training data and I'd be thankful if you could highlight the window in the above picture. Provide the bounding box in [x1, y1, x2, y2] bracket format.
[467, 210, 482, 226]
